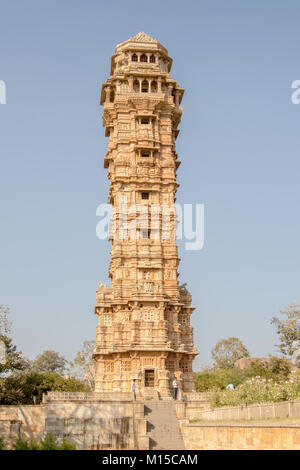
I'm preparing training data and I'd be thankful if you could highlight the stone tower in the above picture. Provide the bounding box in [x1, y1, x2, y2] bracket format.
[93, 32, 197, 397]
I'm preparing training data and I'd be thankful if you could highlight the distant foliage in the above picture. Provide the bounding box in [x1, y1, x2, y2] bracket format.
[0, 371, 89, 405]
[272, 302, 300, 360]
[195, 368, 249, 392]
[211, 375, 300, 408]
[196, 357, 292, 392]
[211, 337, 250, 369]
[0, 437, 6, 450]
[246, 356, 291, 381]
[69, 340, 96, 391]
[32, 350, 68, 375]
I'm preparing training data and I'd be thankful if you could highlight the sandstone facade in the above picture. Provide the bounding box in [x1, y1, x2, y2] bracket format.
[93, 32, 197, 395]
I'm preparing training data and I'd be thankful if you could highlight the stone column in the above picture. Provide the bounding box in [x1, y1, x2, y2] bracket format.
[157, 77, 162, 93]
[104, 86, 110, 103]
[129, 76, 134, 92]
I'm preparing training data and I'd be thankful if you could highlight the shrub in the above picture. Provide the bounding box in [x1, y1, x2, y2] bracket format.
[13, 437, 30, 450]
[39, 433, 60, 450]
[28, 440, 40, 450]
[39, 433, 76, 450]
[11, 433, 76, 450]
[211, 375, 300, 408]
[60, 439, 76, 450]
[0, 437, 6, 450]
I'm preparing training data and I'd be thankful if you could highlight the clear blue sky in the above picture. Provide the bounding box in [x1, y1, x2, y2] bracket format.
[0, 0, 299, 369]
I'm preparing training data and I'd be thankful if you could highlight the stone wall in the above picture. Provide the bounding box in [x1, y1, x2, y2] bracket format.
[0, 405, 47, 448]
[0, 400, 149, 450]
[199, 399, 300, 421]
[182, 423, 300, 450]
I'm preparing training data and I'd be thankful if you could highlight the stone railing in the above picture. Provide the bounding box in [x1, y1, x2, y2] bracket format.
[43, 391, 133, 403]
[200, 399, 300, 421]
[182, 392, 212, 402]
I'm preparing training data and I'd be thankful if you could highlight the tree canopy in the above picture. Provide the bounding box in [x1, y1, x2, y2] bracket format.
[32, 350, 67, 374]
[211, 337, 250, 369]
[272, 302, 300, 361]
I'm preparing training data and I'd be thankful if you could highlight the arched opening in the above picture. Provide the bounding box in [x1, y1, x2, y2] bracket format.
[140, 54, 147, 63]
[133, 80, 139, 92]
[132, 53, 138, 62]
[151, 81, 157, 92]
[141, 80, 148, 93]
[109, 89, 115, 102]
[150, 54, 156, 63]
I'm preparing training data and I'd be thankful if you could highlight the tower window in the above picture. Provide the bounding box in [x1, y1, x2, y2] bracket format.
[140, 54, 147, 63]
[141, 80, 148, 93]
[141, 117, 149, 124]
[133, 80, 139, 92]
[141, 150, 150, 157]
[132, 53, 138, 62]
[150, 54, 156, 63]
[141, 192, 149, 200]
[179, 361, 189, 372]
[166, 360, 175, 370]
[141, 229, 151, 239]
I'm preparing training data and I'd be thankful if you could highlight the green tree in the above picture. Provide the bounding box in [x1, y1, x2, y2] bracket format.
[33, 350, 67, 375]
[0, 371, 89, 405]
[69, 340, 96, 390]
[211, 337, 250, 369]
[0, 306, 28, 377]
[272, 302, 300, 359]
[247, 356, 291, 381]
[195, 367, 250, 391]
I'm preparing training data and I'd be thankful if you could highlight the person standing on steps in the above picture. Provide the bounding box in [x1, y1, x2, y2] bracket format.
[172, 379, 178, 400]
[131, 379, 137, 401]
[32, 387, 38, 405]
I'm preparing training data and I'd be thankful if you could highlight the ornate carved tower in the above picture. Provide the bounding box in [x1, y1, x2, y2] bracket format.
[93, 32, 197, 396]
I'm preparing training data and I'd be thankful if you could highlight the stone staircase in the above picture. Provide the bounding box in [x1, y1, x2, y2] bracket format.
[144, 401, 185, 450]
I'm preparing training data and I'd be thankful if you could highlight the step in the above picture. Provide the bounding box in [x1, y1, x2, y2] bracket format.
[143, 401, 185, 450]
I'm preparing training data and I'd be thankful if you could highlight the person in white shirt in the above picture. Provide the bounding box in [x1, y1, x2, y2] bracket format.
[173, 379, 178, 400]
[226, 383, 234, 391]
[131, 379, 137, 401]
